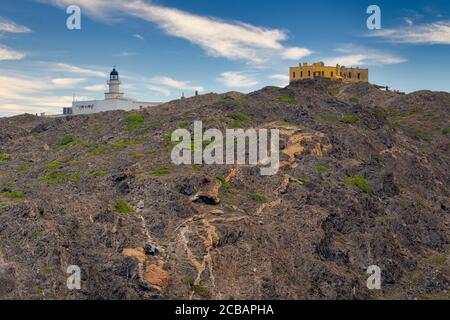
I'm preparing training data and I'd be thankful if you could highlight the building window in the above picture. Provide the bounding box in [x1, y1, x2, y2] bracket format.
[308, 71, 311, 77]
[322, 71, 324, 77]
[300, 71, 303, 77]
[293, 72, 296, 78]
[357, 73, 361, 79]
[349, 72, 352, 79]
[331, 72, 333, 78]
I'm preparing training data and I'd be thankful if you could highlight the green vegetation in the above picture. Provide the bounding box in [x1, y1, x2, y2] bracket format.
[0, 190, 25, 198]
[349, 97, 359, 103]
[44, 160, 65, 169]
[328, 87, 340, 96]
[86, 146, 107, 157]
[112, 139, 139, 148]
[41, 171, 83, 184]
[428, 255, 446, 266]
[341, 115, 359, 124]
[18, 165, 30, 171]
[59, 135, 76, 146]
[277, 95, 298, 104]
[33, 230, 45, 238]
[296, 177, 311, 184]
[235, 97, 249, 108]
[320, 115, 339, 122]
[0, 154, 11, 161]
[192, 284, 211, 298]
[372, 106, 385, 120]
[227, 111, 251, 122]
[178, 120, 190, 129]
[251, 192, 267, 203]
[124, 114, 144, 129]
[112, 199, 134, 214]
[345, 175, 370, 193]
[216, 175, 231, 190]
[182, 275, 194, 286]
[316, 164, 331, 173]
[415, 129, 423, 139]
[149, 167, 170, 176]
[442, 127, 450, 135]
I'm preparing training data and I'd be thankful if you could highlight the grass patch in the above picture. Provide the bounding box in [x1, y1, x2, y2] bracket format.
[277, 95, 298, 104]
[44, 160, 65, 169]
[18, 165, 30, 171]
[112, 199, 134, 214]
[86, 146, 107, 157]
[372, 106, 385, 120]
[227, 111, 251, 122]
[296, 177, 311, 184]
[341, 115, 359, 124]
[216, 175, 231, 190]
[33, 230, 45, 238]
[0, 190, 25, 198]
[328, 87, 340, 96]
[178, 120, 190, 129]
[41, 171, 69, 184]
[442, 127, 450, 135]
[192, 284, 211, 298]
[316, 164, 331, 173]
[149, 167, 170, 176]
[124, 114, 144, 129]
[320, 115, 339, 122]
[0, 154, 11, 161]
[428, 255, 446, 266]
[251, 192, 267, 203]
[112, 140, 139, 148]
[59, 135, 76, 146]
[182, 275, 194, 286]
[345, 175, 370, 193]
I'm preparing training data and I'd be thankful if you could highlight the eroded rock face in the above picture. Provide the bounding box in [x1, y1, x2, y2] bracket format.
[0, 79, 448, 300]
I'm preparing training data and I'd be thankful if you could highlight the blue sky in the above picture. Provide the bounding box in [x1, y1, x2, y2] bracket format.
[0, 0, 449, 117]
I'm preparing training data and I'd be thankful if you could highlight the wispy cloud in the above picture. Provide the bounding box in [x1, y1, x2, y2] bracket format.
[269, 74, 289, 83]
[83, 84, 106, 92]
[323, 46, 406, 66]
[217, 71, 258, 88]
[368, 20, 450, 45]
[113, 51, 137, 57]
[53, 63, 107, 77]
[152, 76, 203, 92]
[0, 17, 32, 33]
[133, 34, 145, 41]
[0, 45, 26, 60]
[43, 0, 311, 63]
[147, 84, 171, 96]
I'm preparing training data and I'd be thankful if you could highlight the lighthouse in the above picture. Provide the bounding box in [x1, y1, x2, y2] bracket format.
[69, 67, 161, 115]
[105, 68, 124, 99]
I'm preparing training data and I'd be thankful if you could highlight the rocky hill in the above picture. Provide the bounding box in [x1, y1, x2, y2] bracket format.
[0, 79, 449, 300]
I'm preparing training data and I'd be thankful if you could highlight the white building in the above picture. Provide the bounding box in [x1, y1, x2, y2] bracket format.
[65, 68, 161, 115]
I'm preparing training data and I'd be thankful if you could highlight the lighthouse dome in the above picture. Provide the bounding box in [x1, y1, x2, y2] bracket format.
[110, 68, 119, 80]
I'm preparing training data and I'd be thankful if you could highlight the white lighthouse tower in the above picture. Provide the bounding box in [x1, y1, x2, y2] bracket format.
[105, 68, 124, 99]
[69, 67, 161, 115]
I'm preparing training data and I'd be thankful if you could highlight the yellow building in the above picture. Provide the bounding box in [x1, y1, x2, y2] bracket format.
[289, 61, 368, 83]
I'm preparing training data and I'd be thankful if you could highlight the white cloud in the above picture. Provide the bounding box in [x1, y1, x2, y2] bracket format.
[323, 46, 406, 66]
[53, 63, 107, 77]
[51, 78, 86, 87]
[113, 51, 137, 57]
[148, 85, 171, 96]
[83, 84, 106, 92]
[368, 20, 450, 45]
[0, 45, 26, 60]
[0, 17, 32, 33]
[152, 76, 203, 92]
[270, 74, 289, 82]
[43, 0, 311, 63]
[281, 47, 313, 60]
[217, 71, 258, 88]
[133, 34, 145, 41]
